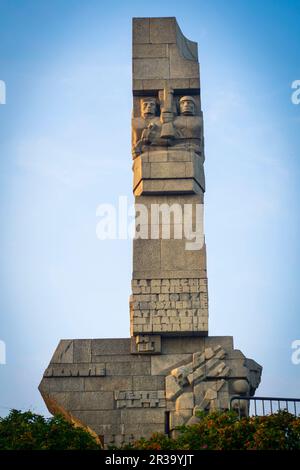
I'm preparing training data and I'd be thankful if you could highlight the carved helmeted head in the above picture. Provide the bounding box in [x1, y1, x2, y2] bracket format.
[179, 96, 196, 116]
[141, 97, 157, 119]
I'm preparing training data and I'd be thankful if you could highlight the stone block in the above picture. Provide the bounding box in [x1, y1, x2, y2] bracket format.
[134, 178, 202, 195]
[217, 392, 231, 410]
[133, 58, 170, 80]
[165, 375, 182, 400]
[204, 336, 234, 352]
[105, 361, 151, 376]
[72, 409, 121, 425]
[169, 44, 199, 79]
[91, 338, 130, 357]
[170, 410, 192, 429]
[121, 408, 165, 424]
[90, 423, 122, 437]
[52, 391, 114, 411]
[121, 422, 165, 438]
[162, 337, 205, 354]
[149, 17, 177, 44]
[189, 78, 200, 89]
[84, 376, 133, 392]
[73, 340, 91, 363]
[51, 340, 73, 364]
[150, 162, 186, 178]
[151, 353, 192, 375]
[132, 375, 165, 391]
[169, 78, 190, 90]
[133, 239, 161, 272]
[193, 382, 206, 406]
[133, 44, 168, 59]
[141, 78, 166, 90]
[175, 392, 194, 410]
[133, 269, 206, 280]
[40, 377, 85, 393]
[132, 79, 143, 91]
[92, 354, 146, 363]
[160, 239, 206, 271]
[133, 18, 150, 45]
[226, 359, 249, 378]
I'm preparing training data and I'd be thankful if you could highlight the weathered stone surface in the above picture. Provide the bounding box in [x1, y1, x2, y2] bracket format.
[71, 409, 121, 425]
[51, 340, 73, 364]
[40, 336, 262, 446]
[134, 178, 203, 196]
[151, 353, 192, 375]
[231, 379, 250, 395]
[91, 338, 130, 356]
[105, 360, 151, 376]
[133, 44, 168, 59]
[84, 376, 133, 392]
[51, 391, 114, 411]
[132, 18, 150, 44]
[73, 340, 91, 363]
[121, 408, 165, 424]
[40, 377, 85, 393]
[162, 337, 205, 354]
[170, 410, 192, 429]
[175, 392, 194, 410]
[132, 375, 165, 390]
[165, 375, 181, 400]
[132, 269, 207, 280]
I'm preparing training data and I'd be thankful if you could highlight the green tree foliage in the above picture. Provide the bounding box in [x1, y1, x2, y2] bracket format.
[115, 410, 300, 450]
[1, 409, 299, 450]
[0, 410, 102, 450]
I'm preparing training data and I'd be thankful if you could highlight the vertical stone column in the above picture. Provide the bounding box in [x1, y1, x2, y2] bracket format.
[130, 18, 208, 340]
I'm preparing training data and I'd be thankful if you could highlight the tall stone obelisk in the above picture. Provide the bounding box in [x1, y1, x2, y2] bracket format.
[39, 18, 262, 448]
[130, 17, 208, 342]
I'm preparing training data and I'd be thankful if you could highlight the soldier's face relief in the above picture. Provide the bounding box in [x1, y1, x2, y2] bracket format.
[141, 99, 156, 118]
[180, 99, 195, 116]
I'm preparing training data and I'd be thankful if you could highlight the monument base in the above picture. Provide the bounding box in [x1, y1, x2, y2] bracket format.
[39, 336, 262, 448]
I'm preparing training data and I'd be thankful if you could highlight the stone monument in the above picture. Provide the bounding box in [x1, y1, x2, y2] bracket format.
[39, 17, 262, 448]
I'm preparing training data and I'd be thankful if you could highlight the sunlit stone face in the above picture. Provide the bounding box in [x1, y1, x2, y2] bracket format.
[179, 97, 196, 116]
[141, 98, 156, 118]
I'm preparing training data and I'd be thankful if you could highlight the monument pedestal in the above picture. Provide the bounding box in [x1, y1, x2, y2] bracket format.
[39, 336, 261, 447]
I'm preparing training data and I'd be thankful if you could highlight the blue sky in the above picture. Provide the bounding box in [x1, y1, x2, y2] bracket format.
[0, 0, 299, 416]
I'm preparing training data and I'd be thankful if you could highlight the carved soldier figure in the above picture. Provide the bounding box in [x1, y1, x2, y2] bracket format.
[132, 93, 203, 158]
[131, 97, 161, 158]
[173, 95, 203, 156]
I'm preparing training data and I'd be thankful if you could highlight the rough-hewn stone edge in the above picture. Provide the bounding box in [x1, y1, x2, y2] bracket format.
[38, 384, 103, 448]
